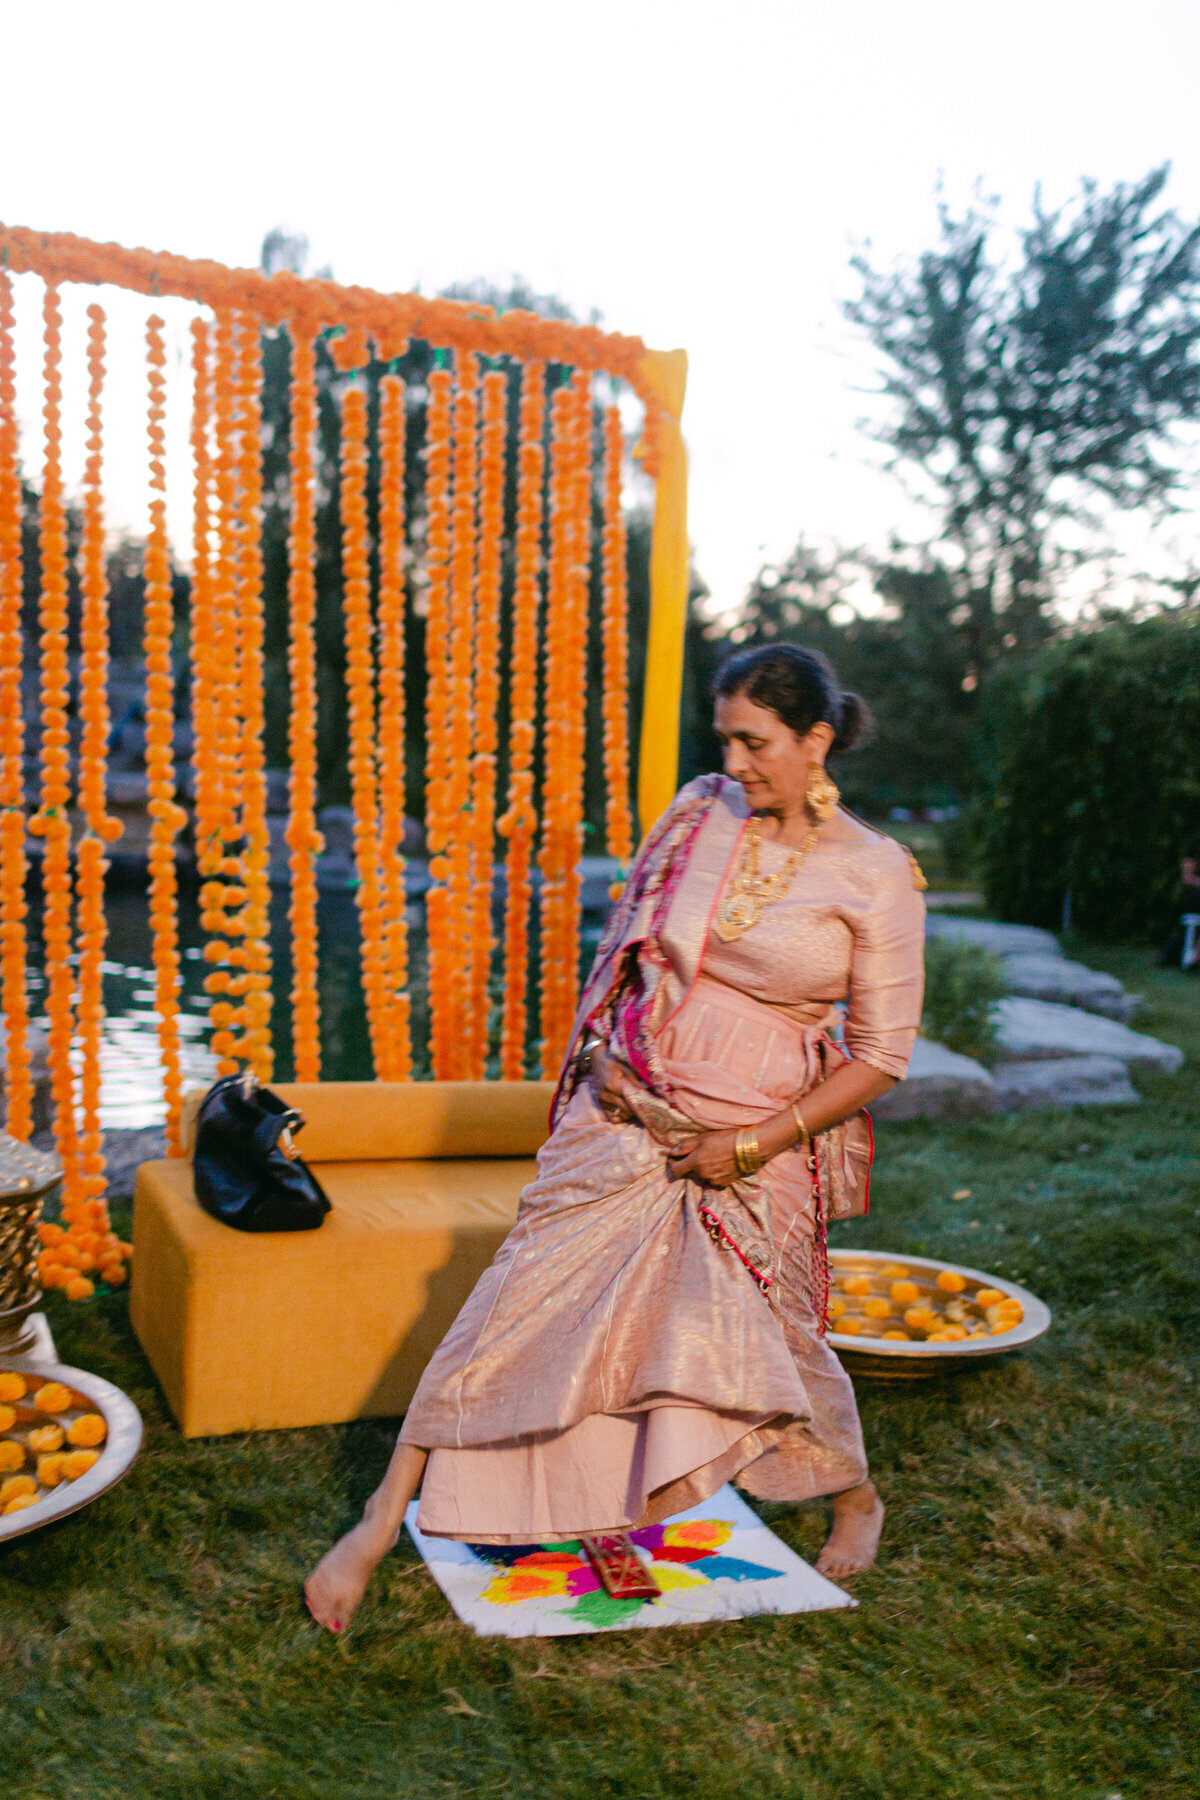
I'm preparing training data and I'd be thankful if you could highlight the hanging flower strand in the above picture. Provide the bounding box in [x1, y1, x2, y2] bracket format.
[0, 271, 32, 1141]
[377, 371, 412, 1079]
[423, 364, 455, 1077]
[600, 400, 634, 866]
[143, 316, 187, 1153]
[446, 350, 480, 1074]
[468, 367, 506, 1078]
[498, 361, 545, 1079]
[284, 328, 322, 1082]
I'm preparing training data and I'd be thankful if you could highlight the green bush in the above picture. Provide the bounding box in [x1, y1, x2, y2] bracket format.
[920, 935, 1007, 1065]
[976, 610, 1200, 941]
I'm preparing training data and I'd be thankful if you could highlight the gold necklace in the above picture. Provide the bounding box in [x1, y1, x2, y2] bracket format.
[713, 815, 819, 942]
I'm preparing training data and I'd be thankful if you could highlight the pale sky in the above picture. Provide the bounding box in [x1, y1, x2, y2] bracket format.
[2, 0, 1199, 616]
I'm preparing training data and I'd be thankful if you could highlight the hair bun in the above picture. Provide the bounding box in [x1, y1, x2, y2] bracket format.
[832, 691, 872, 755]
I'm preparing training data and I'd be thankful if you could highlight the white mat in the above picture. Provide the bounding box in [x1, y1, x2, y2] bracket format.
[404, 1485, 854, 1636]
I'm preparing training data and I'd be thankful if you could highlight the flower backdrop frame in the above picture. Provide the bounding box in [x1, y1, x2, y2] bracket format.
[0, 223, 690, 1291]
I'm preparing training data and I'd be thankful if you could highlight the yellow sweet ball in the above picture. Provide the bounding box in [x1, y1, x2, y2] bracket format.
[34, 1382, 72, 1414]
[66, 1413, 107, 1448]
[882, 1330, 909, 1340]
[27, 1424, 64, 1455]
[842, 1274, 873, 1296]
[836, 1316, 863, 1336]
[863, 1296, 891, 1319]
[974, 1287, 1006, 1308]
[60, 1448, 101, 1481]
[936, 1270, 967, 1294]
[0, 1371, 27, 1402]
[890, 1280, 921, 1305]
[939, 1325, 969, 1342]
[904, 1306, 937, 1332]
[828, 1297, 846, 1319]
[3, 1491, 38, 1515]
[0, 1473, 36, 1504]
[36, 1453, 65, 1487]
[878, 1263, 910, 1277]
[0, 1438, 25, 1472]
[991, 1320, 1016, 1335]
[0, 1403, 16, 1433]
[926, 1330, 952, 1341]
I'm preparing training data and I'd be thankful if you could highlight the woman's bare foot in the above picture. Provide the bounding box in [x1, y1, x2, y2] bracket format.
[815, 1479, 884, 1581]
[304, 1512, 399, 1633]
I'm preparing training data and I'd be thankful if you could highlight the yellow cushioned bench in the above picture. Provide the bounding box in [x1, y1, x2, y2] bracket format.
[130, 1081, 553, 1438]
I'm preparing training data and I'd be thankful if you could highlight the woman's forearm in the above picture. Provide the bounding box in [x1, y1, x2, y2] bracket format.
[755, 1060, 896, 1162]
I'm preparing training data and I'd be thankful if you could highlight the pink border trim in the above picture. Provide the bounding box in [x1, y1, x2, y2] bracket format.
[698, 1202, 773, 1293]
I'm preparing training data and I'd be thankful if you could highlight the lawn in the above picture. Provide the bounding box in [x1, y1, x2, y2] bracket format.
[2, 945, 1197, 1800]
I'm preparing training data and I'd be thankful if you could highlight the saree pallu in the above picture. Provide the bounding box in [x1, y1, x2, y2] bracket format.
[405, 972, 869, 1543]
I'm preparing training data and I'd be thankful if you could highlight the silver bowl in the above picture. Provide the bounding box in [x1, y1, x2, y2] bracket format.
[0, 1359, 143, 1543]
[827, 1248, 1051, 1381]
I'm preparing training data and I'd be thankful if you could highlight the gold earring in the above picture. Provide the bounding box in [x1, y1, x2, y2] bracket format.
[806, 762, 840, 822]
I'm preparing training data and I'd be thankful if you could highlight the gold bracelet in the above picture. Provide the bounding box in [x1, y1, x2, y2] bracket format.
[791, 1103, 811, 1150]
[735, 1127, 762, 1176]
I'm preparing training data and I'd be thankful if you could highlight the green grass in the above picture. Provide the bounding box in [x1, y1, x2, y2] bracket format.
[2, 948, 1198, 1800]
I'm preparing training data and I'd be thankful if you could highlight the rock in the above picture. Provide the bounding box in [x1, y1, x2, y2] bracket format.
[1001, 952, 1143, 1022]
[870, 1037, 994, 1121]
[994, 997, 1184, 1074]
[990, 1056, 1139, 1112]
[926, 917, 1063, 958]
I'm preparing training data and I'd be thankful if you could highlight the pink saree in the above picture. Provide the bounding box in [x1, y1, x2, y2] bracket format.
[403, 775, 925, 1542]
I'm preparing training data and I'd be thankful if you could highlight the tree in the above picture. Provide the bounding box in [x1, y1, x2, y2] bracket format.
[844, 169, 1200, 670]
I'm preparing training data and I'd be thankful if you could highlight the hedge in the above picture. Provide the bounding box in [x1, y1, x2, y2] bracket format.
[976, 610, 1200, 941]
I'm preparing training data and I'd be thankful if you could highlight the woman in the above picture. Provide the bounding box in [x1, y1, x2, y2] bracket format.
[305, 644, 925, 1631]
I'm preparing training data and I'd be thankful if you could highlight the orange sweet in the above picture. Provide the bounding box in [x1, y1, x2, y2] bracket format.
[890, 1280, 920, 1305]
[36, 1453, 65, 1487]
[936, 1270, 967, 1294]
[863, 1297, 891, 1319]
[0, 1438, 24, 1471]
[939, 1325, 969, 1342]
[66, 1413, 107, 1448]
[0, 1403, 16, 1433]
[878, 1263, 909, 1277]
[0, 1372, 26, 1401]
[27, 1425, 63, 1454]
[835, 1316, 863, 1336]
[60, 1448, 101, 1480]
[882, 1330, 909, 1340]
[974, 1287, 1006, 1308]
[3, 1491, 38, 1515]
[827, 1297, 846, 1319]
[904, 1306, 938, 1332]
[842, 1274, 873, 1296]
[0, 1472, 36, 1504]
[34, 1382, 72, 1413]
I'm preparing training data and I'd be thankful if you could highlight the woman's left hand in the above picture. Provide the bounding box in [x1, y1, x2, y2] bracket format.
[665, 1130, 743, 1189]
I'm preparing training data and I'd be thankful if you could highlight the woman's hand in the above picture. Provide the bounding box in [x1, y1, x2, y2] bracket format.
[588, 1046, 637, 1125]
[665, 1130, 743, 1189]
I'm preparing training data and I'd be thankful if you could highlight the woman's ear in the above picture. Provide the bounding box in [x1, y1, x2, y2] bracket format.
[807, 721, 836, 761]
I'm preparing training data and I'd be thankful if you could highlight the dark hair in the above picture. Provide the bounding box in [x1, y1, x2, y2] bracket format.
[712, 644, 871, 754]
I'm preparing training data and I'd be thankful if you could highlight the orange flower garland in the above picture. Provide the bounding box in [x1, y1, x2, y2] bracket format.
[468, 367, 506, 1078]
[0, 272, 32, 1141]
[600, 402, 634, 864]
[143, 317, 187, 1153]
[423, 365, 455, 1078]
[231, 320, 273, 1082]
[30, 283, 81, 1200]
[537, 379, 576, 1075]
[498, 361, 545, 1080]
[445, 352, 480, 1076]
[377, 372, 411, 1080]
[187, 319, 219, 883]
[284, 329, 322, 1082]
[338, 380, 390, 1075]
[557, 371, 595, 1048]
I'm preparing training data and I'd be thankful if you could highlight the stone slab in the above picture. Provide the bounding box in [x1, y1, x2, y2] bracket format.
[994, 997, 1184, 1073]
[926, 916, 1063, 958]
[870, 1037, 994, 1121]
[990, 1055, 1139, 1112]
[1001, 952, 1143, 1022]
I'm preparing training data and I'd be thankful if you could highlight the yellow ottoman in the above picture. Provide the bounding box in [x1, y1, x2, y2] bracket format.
[130, 1081, 552, 1437]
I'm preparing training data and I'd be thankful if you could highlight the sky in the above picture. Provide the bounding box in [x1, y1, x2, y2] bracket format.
[2, 0, 1199, 617]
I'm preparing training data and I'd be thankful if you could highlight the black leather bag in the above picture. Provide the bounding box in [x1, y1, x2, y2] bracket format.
[193, 1074, 331, 1233]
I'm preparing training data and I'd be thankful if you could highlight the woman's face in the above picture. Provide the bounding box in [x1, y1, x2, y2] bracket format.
[713, 692, 833, 814]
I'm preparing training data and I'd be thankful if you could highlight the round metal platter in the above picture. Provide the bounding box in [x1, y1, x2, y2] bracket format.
[827, 1248, 1051, 1381]
[0, 1360, 143, 1544]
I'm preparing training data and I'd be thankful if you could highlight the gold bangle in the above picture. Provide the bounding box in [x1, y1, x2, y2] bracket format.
[735, 1127, 762, 1176]
[791, 1104, 811, 1149]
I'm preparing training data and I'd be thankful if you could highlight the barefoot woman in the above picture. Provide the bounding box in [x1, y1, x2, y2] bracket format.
[306, 645, 925, 1630]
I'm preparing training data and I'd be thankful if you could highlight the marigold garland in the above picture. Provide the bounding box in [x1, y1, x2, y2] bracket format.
[30, 282, 81, 1200]
[498, 361, 545, 1080]
[423, 365, 455, 1078]
[600, 402, 634, 865]
[377, 372, 411, 1080]
[468, 367, 506, 1078]
[284, 329, 322, 1081]
[445, 351, 480, 1076]
[0, 272, 32, 1141]
[143, 316, 187, 1153]
[339, 379, 390, 1074]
